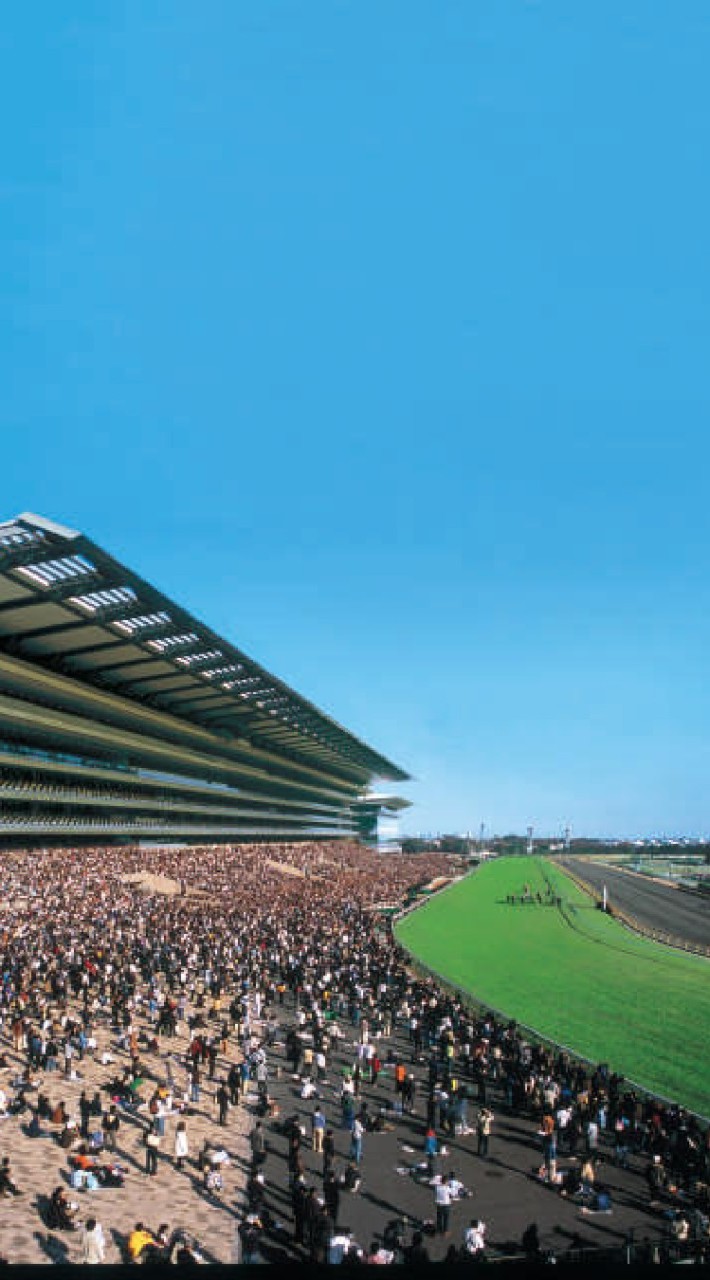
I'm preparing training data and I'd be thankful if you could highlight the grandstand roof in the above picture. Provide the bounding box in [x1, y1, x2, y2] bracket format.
[0, 513, 409, 785]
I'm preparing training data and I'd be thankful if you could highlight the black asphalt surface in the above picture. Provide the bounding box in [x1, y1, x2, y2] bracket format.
[559, 859, 710, 952]
[242, 999, 671, 1265]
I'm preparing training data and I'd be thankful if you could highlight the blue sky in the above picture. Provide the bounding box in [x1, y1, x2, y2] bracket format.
[1, 3, 709, 837]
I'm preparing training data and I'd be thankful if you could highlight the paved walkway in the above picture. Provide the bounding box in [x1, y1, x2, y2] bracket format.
[236, 1003, 670, 1264]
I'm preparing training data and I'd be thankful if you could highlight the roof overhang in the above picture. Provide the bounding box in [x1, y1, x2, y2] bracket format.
[0, 514, 409, 786]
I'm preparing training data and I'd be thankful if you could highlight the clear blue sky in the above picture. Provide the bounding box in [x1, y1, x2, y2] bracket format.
[1, 3, 709, 838]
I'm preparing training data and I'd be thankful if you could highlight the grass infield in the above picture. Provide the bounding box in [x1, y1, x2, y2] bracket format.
[395, 856, 710, 1117]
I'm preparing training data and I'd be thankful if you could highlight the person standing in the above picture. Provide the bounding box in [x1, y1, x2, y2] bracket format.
[435, 1173, 453, 1235]
[79, 1091, 91, 1140]
[174, 1119, 189, 1171]
[144, 1121, 160, 1176]
[323, 1167, 340, 1227]
[322, 1127, 335, 1178]
[216, 1081, 230, 1127]
[102, 1104, 120, 1152]
[82, 1217, 106, 1264]
[312, 1106, 326, 1153]
[477, 1106, 494, 1158]
[228, 1061, 241, 1107]
[250, 1120, 266, 1168]
[154, 1095, 166, 1138]
[292, 1177, 308, 1246]
[350, 1116, 364, 1166]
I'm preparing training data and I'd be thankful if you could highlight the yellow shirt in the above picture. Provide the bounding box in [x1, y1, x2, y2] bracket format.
[128, 1229, 155, 1260]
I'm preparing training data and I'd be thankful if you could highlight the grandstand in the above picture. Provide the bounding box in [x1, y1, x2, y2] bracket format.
[0, 513, 409, 846]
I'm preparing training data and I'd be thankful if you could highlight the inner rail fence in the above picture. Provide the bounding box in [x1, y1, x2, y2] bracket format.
[555, 858, 710, 960]
[481, 1239, 709, 1269]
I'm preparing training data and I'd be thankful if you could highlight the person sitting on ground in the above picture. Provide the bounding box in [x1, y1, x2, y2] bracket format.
[50, 1099, 68, 1126]
[58, 1117, 79, 1149]
[71, 1143, 125, 1188]
[48, 1185, 79, 1231]
[172, 1232, 205, 1265]
[26, 1108, 42, 1138]
[204, 1161, 223, 1194]
[670, 1210, 691, 1243]
[463, 1218, 486, 1255]
[341, 1160, 362, 1193]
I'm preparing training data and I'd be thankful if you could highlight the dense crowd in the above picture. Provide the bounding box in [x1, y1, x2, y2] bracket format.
[1, 840, 709, 1265]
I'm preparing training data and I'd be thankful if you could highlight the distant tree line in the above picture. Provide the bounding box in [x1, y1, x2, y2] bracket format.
[400, 835, 710, 863]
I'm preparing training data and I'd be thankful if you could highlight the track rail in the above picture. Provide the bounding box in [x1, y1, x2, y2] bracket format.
[558, 859, 710, 959]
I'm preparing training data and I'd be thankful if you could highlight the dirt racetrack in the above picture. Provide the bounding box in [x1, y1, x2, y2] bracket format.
[559, 858, 710, 952]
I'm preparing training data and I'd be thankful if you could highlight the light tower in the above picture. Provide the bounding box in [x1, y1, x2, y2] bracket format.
[564, 825, 571, 852]
[526, 825, 534, 855]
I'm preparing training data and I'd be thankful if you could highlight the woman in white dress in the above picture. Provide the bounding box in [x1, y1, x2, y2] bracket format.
[174, 1119, 189, 1171]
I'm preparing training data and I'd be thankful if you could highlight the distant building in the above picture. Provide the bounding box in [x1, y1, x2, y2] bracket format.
[353, 794, 411, 852]
[0, 513, 409, 848]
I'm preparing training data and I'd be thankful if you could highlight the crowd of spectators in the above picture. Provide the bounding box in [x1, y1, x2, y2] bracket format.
[0, 840, 709, 1265]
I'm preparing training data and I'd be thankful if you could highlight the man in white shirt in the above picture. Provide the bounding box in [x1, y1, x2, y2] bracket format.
[434, 1173, 453, 1235]
[328, 1232, 363, 1264]
[350, 1116, 364, 1165]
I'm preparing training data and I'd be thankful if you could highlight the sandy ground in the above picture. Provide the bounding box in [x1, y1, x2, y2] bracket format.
[121, 872, 182, 895]
[264, 860, 306, 878]
[0, 1010, 254, 1264]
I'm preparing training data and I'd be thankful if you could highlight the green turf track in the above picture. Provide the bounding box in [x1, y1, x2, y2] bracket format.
[395, 856, 710, 1117]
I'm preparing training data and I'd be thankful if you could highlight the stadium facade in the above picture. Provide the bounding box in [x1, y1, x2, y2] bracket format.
[0, 514, 409, 848]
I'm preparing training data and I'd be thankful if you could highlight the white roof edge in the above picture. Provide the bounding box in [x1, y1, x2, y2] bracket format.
[17, 512, 81, 540]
